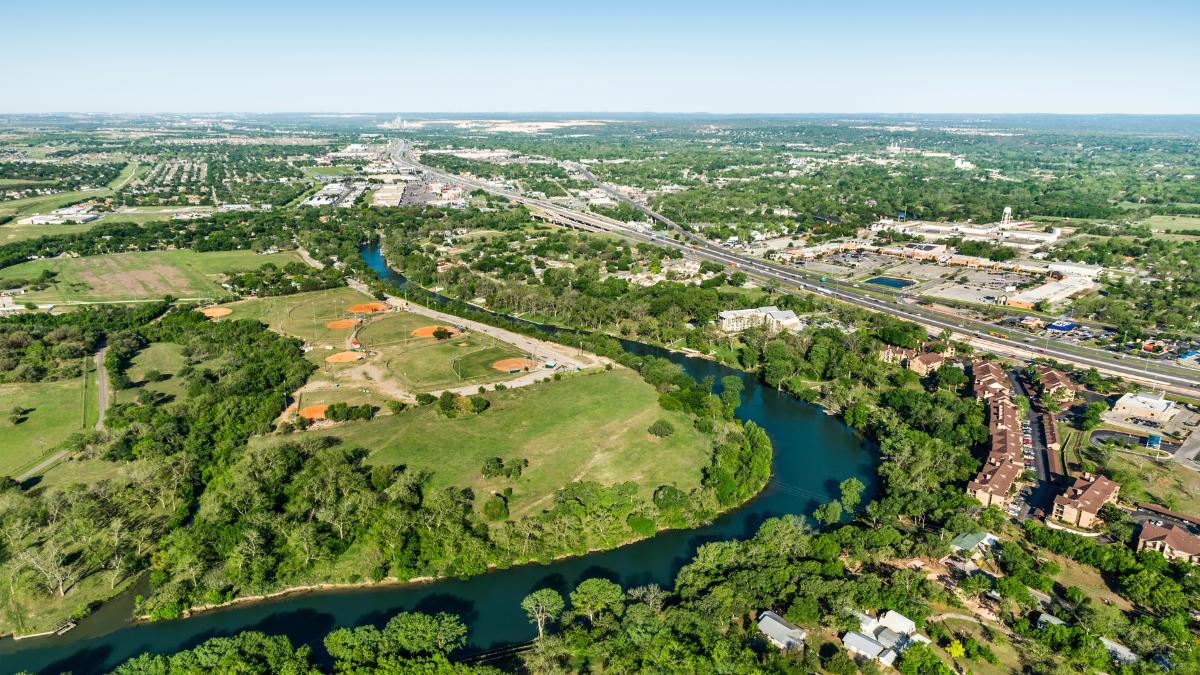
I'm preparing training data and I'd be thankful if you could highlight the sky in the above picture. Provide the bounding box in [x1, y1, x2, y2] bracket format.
[5, 0, 1198, 114]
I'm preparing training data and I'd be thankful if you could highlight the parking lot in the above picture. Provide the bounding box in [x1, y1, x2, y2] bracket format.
[924, 269, 1039, 305]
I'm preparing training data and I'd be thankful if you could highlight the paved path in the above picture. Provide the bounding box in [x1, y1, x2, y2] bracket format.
[94, 347, 108, 430]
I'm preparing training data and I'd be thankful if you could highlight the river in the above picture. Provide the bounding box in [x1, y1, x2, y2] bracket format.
[0, 243, 878, 674]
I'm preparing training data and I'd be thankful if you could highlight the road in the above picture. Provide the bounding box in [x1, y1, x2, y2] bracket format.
[391, 142, 1200, 393]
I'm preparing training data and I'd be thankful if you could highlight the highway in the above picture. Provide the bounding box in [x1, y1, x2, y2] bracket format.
[390, 141, 1200, 394]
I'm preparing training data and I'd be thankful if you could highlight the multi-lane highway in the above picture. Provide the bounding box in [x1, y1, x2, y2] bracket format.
[391, 142, 1200, 393]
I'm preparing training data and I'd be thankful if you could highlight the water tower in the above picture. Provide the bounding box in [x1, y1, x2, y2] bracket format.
[1001, 206, 1013, 225]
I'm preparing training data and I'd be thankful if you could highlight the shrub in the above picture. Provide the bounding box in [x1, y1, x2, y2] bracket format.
[415, 393, 436, 405]
[482, 494, 509, 521]
[648, 419, 675, 437]
[627, 514, 656, 537]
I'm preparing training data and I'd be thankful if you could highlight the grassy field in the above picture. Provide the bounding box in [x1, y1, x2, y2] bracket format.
[219, 286, 376, 347]
[356, 312, 530, 391]
[1104, 451, 1200, 517]
[0, 364, 97, 477]
[1143, 215, 1200, 232]
[113, 342, 188, 405]
[0, 249, 302, 303]
[264, 369, 711, 518]
[932, 618, 1025, 675]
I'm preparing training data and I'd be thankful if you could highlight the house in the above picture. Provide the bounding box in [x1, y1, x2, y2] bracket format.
[908, 352, 945, 377]
[1111, 392, 1178, 424]
[1100, 637, 1138, 665]
[923, 340, 957, 357]
[950, 531, 1000, 559]
[756, 610, 807, 651]
[1053, 473, 1120, 528]
[1037, 612, 1067, 629]
[1137, 522, 1200, 564]
[841, 610, 929, 667]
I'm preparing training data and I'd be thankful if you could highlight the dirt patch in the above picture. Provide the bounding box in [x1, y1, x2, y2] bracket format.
[411, 325, 461, 338]
[201, 307, 232, 318]
[492, 357, 537, 372]
[298, 404, 328, 420]
[325, 318, 360, 329]
[325, 351, 365, 363]
[347, 302, 390, 314]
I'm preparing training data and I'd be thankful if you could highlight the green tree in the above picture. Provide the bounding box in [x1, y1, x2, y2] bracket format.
[521, 588, 565, 640]
[814, 501, 843, 526]
[569, 578, 625, 623]
[839, 477, 866, 512]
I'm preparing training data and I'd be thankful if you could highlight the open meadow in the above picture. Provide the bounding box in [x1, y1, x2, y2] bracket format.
[0, 365, 97, 478]
[262, 368, 711, 519]
[0, 249, 302, 304]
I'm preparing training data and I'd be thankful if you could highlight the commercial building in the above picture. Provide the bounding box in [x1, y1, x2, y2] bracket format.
[1052, 473, 1120, 529]
[717, 306, 801, 334]
[1137, 523, 1200, 564]
[1006, 275, 1095, 309]
[1048, 262, 1104, 279]
[756, 611, 807, 651]
[1111, 392, 1178, 424]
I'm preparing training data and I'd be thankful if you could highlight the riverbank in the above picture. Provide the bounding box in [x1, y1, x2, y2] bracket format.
[133, 495, 761, 624]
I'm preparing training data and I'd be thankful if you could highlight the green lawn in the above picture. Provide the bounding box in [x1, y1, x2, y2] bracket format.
[113, 342, 188, 405]
[219, 286, 376, 348]
[1143, 215, 1200, 232]
[263, 368, 711, 518]
[0, 249, 302, 304]
[356, 313, 530, 391]
[0, 367, 96, 477]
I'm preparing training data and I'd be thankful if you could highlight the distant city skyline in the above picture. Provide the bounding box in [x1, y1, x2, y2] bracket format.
[6, 0, 1198, 114]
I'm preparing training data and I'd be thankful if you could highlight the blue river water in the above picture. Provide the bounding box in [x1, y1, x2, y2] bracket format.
[0, 243, 877, 674]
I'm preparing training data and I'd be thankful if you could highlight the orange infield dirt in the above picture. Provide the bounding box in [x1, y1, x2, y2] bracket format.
[325, 351, 366, 363]
[411, 325, 461, 338]
[347, 302, 390, 313]
[200, 307, 232, 318]
[492, 358, 537, 372]
[325, 318, 361, 329]
[298, 404, 328, 420]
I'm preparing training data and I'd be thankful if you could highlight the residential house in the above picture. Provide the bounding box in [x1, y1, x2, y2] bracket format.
[1052, 473, 1120, 528]
[841, 610, 930, 667]
[950, 531, 1000, 559]
[1137, 522, 1200, 564]
[756, 611, 807, 651]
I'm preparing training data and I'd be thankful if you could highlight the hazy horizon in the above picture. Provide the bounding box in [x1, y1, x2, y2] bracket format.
[7, 0, 1198, 115]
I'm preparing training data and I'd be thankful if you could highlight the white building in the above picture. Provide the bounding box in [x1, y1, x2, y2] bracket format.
[1006, 275, 1096, 308]
[756, 611, 807, 651]
[1111, 392, 1178, 423]
[1048, 262, 1104, 279]
[842, 610, 929, 667]
[718, 306, 802, 334]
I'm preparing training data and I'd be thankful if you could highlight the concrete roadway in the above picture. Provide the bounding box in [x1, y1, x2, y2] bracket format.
[391, 142, 1200, 394]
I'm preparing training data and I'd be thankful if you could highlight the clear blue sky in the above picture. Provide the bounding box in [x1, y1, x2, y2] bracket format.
[6, 0, 1197, 114]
